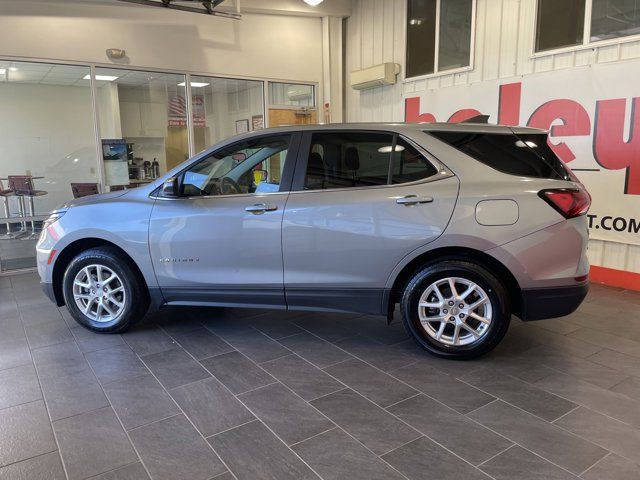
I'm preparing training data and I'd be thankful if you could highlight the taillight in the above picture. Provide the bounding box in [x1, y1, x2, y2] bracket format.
[538, 188, 591, 218]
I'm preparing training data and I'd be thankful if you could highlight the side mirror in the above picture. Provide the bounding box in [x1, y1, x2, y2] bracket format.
[162, 177, 179, 197]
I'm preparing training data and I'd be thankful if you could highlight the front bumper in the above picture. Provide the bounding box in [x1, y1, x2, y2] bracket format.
[520, 282, 589, 321]
[41, 281, 62, 306]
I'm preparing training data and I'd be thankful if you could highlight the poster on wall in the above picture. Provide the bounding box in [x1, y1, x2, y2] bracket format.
[167, 94, 205, 127]
[252, 115, 264, 131]
[101, 139, 129, 186]
[403, 60, 640, 246]
[236, 119, 250, 134]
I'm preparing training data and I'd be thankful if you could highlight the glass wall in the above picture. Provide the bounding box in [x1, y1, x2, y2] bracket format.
[190, 77, 265, 153]
[268, 82, 318, 127]
[0, 61, 99, 270]
[95, 68, 188, 188]
[0, 58, 315, 272]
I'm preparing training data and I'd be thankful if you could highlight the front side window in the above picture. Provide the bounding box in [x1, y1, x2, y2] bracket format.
[535, 0, 640, 52]
[303, 132, 437, 191]
[406, 0, 474, 79]
[180, 134, 291, 197]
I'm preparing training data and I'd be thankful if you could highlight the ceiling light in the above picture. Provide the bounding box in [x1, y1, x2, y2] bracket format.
[9, 67, 18, 71]
[378, 145, 406, 153]
[178, 82, 210, 87]
[303, 0, 324, 5]
[84, 74, 119, 81]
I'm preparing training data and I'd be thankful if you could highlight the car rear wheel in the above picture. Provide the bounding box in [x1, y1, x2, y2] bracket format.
[62, 247, 149, 333]
[401, 260, 510, 359]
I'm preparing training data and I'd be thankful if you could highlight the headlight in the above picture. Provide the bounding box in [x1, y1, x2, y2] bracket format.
[42, 211, 66, 231]
[39, 211, 66, 243]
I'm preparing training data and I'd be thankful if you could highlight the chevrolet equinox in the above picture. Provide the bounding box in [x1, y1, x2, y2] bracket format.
[37, 123, 591, 359]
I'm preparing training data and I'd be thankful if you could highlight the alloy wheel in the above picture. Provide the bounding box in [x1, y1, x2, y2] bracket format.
[72, 264, 126, 323]
[417, 276, 493, 346]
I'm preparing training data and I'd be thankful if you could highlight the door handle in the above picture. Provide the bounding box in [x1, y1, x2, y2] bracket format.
[245, 203, 278, 214]
[396, 195, 434, 205]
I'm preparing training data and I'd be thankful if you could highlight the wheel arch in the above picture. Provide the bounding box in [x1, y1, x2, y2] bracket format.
[386, 246, 522, 319]
[51, 238, 148, 307]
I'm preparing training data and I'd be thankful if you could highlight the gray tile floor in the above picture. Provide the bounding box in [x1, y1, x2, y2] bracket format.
[1, 272, 640, 480]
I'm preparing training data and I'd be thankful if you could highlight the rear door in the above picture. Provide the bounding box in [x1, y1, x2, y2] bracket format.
[282, 130, 459, 314]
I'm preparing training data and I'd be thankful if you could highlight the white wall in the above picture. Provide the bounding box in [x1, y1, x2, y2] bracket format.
[346, 0, 640, 276]
[0, 0, 325, 85]
[0, 83, 100, 213]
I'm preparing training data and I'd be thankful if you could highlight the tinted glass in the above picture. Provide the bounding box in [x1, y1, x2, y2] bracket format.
[304, 132, 393, 190]
[406, 0, 437, 77]
[591, 0, 640, 41]
[429, 131, 572, 180]
[438, 0, 473, 71]
[391, 138, 438, 183]
[181, 135, 290, 196]
[304, 132, 437, 190]
[535, 0, 585, 52]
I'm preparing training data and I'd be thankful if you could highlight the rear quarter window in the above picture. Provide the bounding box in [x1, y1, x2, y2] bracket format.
[428, 131, 573, 180]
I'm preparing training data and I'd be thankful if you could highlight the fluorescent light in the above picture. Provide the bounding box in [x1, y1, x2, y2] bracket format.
[304, 0, 324, 5]
[83, 74, 119, 81]
[178, 82, 210, 87]
[0, 69, 6, 75]
[378, 145, 405, 153]
[9, 67, 18, 71]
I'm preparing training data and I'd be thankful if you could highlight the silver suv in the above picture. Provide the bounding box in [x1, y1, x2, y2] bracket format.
[37, 123, 591, 359]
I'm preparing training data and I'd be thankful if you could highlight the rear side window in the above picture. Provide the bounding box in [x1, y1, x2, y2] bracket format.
[391, 137, 438, 184]
[429, 131, 572, 180]
[304, 132, 438, 191]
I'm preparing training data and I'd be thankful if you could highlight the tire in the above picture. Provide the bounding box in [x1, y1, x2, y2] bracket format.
[401, 260, 511, 360]
[62, 247, 149, 333]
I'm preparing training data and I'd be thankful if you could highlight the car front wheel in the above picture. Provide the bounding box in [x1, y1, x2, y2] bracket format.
[401, 260, 511, 359]
[62, 247, 149, 333]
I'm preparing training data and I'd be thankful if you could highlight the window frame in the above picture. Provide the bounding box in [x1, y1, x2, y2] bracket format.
[404, 0, 477, 83]
[156, 131, 301, 200]
[532, 0, 640, 57]
[290, 130, 447, 194]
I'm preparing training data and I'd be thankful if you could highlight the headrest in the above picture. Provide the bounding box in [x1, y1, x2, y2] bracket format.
[345, 147, 360, 171]
[308, 152, 324, 172]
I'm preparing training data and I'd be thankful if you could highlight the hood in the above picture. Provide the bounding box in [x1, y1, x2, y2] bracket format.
[54, 190, 130, 212]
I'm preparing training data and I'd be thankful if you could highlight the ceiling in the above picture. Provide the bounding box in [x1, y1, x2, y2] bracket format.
[0, 62, 182, 87]
[0, 61, 264, 95]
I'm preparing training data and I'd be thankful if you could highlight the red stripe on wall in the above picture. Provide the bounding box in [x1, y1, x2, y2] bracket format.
[590, 266, 640, 291]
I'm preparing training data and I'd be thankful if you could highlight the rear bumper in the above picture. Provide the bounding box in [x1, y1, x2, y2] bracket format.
[520, 282, 589, 321]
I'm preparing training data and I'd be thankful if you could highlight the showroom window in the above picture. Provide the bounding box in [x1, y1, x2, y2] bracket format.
[190, 77, 265, 153]
[0, 57, 316, 273]
[268, 82, 318, 127]
[535, 0, 640, 52]
[180, 134, 291, 197]
[0, 60, 100, 271]
[406, 0, 475, 79]
[94, 68, 189, 189]
[303, 132, 437, 190]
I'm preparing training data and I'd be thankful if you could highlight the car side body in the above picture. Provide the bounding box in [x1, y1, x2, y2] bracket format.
[36, 122, 590, 359]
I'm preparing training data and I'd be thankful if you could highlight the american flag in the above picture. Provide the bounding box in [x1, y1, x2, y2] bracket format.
[168, 95, 187, 117]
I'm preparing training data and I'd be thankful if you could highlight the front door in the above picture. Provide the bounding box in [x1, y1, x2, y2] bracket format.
[282, 130, 459, 314]
[149, 133, 298, 308]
